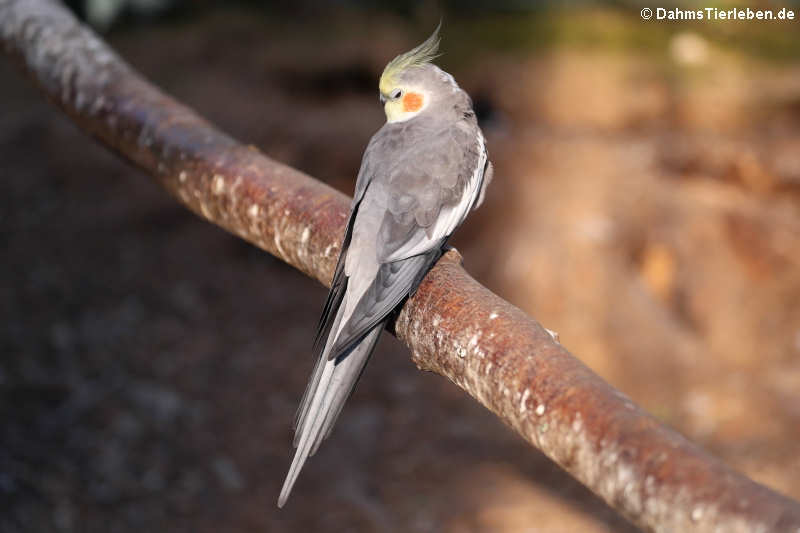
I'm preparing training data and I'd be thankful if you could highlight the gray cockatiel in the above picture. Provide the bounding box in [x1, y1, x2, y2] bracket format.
[278, 25, 493, 507]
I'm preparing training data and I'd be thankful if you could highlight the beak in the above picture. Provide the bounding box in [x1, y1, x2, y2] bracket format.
[379, 94, 386, 104]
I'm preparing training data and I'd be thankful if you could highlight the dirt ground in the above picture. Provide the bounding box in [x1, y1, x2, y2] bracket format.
[2, 5, 799, 532]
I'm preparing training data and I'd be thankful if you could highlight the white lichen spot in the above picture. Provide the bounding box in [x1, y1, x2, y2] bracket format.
[301, 227, 310, 244]
[469, 333, 479, 347]
[489, 311, 498, 320]
[283, 209, 290, 216]
[200, 202, 211, 219]
[738, 498, 750, 509]
[623, 480, 636, 502]
[248, 204, 260, 218]
[691, 506, 704, 522]
[432, 316, 441, 327]
[545, 328, 560, 343]
[456, 346, 467, 358]
[572, 415, 583, 433]
[75, 92, 87, 112]
[535, 403, 546, 416]
[92, 95, 106, 114]
[212, 174, 225, 195]
[274, 224, 287, 259]
[323, 244, 335, 257]
[484, 362, 493, 375]
[179, 171, 188, 183]
[519, 388, 531, 414]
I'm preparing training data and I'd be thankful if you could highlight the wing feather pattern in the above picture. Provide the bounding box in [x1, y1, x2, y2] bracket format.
[329, 245, 445, 360]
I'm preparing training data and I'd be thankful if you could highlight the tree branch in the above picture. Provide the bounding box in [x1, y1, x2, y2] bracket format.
[2, 1, 799, 531]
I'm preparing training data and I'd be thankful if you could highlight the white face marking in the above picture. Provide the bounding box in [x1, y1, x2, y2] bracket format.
[386, 106, 424, 123]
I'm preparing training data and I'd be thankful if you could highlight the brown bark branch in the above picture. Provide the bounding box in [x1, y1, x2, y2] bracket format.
[2, 1, 799, 531]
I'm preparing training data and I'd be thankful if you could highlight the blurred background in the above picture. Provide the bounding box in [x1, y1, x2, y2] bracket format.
[2, 1, 800, 531]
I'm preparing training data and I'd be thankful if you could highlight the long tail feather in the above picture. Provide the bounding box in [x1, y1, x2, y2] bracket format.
[277, 323, 383, 508]
[293, 303, 347, 435]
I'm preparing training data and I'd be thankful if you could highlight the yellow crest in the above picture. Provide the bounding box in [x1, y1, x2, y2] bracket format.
[379, 23, 442, 96]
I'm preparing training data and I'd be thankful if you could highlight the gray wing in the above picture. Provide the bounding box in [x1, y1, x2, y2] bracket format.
[377, 118, 487, 262]
[306, 118, 399, 354]
[329, 246, 445, 359]
[294, 134, 381, 427]
[329, 118, 488, 359]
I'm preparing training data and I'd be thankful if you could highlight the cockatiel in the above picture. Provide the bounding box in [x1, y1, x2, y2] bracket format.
[278, 24, 492, 507]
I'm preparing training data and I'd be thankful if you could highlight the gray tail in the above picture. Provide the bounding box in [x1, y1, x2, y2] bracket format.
[277, 322, 383, 508]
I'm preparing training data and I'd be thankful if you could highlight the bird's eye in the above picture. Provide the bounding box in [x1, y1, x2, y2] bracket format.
[391, 89, 403, 100]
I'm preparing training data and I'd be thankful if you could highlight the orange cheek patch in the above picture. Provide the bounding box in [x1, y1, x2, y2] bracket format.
[402, 92, 424, 112]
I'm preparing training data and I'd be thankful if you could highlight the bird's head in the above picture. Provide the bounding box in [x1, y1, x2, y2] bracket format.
[379, 24, 456, 124]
